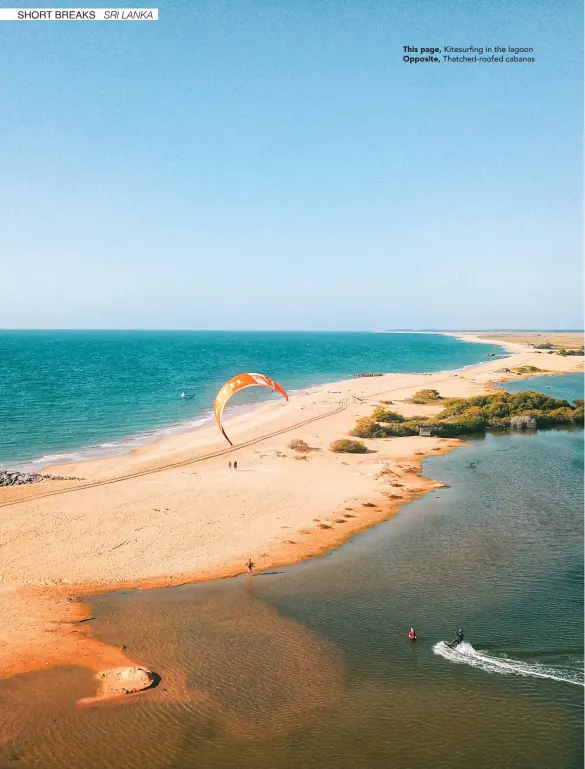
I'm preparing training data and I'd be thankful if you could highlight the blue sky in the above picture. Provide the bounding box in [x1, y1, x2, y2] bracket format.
[1, 0, 582, 330]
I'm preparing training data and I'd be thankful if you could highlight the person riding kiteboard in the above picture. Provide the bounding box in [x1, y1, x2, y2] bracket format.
[448, 628, 464, 648]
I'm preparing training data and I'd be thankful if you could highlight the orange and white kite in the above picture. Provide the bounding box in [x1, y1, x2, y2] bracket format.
[214, 373, 288, 445]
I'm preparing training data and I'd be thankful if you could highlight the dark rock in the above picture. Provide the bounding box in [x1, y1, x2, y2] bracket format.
[0, 470, 83, 487]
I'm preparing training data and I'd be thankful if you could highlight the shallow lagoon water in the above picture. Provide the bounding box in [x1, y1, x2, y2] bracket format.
[0, 376, 582, 769]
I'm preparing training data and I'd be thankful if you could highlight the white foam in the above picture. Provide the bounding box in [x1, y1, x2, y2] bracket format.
[32, 453, 77, 464]
[11, 413, 216, 472]
[433, 641, 584, 686]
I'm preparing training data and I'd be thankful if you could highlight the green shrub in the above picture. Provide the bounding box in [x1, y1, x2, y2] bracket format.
[409, 388, 442, 403]
[431, 407, 487, 436]
[403, 416, 427, 428]
[436, 391, 582, 434]
[485, 417, 510, 430]
[350, 418, 387, 439]
[438, 391, 570, 420]
[371, 406, 405, 423]
[359, 389, 583, 439]
[536, 408, 575, 426]
[451, 406, 487, 429]
[483, 399, 512, 419]
[380, 422, 418, 437]
[508, 392, 569, 412]
[330, 438, 368, 454]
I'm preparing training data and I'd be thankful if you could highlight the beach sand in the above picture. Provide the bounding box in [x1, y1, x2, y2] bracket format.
[0, 333, 582, 704]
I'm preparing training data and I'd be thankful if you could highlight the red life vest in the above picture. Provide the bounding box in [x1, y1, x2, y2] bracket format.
[408, 630, 416, 639]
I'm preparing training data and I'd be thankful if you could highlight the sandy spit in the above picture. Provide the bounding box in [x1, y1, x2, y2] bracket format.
[0, 334, 582, 704]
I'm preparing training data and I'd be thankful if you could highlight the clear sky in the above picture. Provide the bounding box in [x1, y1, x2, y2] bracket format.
[1, 0, 582, 330]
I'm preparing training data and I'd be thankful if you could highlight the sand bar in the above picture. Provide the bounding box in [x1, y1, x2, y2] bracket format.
[467, 330, 583, 349]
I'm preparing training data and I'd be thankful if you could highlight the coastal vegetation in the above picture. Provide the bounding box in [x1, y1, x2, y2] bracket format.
[533, 342, 584, 355]
[512, 365, 542, 374]
[371, 406, 405, 422]
[350, 418, 387, 438]
[407, 388, 443, 403]
[330, 438, 368, 453]
[349, 391, 584, 439]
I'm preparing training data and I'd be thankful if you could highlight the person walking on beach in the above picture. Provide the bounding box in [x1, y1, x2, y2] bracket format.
[246, 557, 254, 575]
[228, 461, 232, 470]
[234, 460, 238, 470]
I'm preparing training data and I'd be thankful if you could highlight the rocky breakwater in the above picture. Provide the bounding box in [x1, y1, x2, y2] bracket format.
[0, 470, 83, 486]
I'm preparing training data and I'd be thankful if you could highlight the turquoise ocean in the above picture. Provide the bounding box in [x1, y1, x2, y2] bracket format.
[0, 331, 506, 469]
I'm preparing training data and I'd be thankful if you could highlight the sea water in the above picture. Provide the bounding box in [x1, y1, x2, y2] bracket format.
[0, 330, 504, 469]
[0, 374, 581, 768]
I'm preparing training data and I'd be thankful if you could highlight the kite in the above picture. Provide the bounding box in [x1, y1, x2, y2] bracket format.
[214, 373, 288, 445]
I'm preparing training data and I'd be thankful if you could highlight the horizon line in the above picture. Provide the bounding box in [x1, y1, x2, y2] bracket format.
[0, 328, 583, 334]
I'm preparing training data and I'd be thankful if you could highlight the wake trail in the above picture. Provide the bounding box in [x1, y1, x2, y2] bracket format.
[433, 641, 584, 687]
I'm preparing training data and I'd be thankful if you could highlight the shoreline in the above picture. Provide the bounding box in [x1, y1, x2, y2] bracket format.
[2, 331, 509, 474]
[0, 333, 582, 706]
[1, 330, 581, 475]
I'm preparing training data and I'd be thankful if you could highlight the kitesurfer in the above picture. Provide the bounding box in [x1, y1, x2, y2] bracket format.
[408, 627, 416, 640]
[449, 628, 464, 647]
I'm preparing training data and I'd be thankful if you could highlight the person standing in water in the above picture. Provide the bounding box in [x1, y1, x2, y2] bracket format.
[408, 627, 416, 640]
[246, 557, 254, 575]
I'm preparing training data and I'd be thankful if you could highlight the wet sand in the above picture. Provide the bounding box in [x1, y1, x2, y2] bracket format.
[0, 333, 582, 704]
